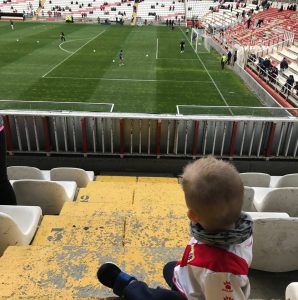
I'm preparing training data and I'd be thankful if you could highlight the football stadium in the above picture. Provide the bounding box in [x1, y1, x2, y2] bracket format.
[0, 0, 298, 298]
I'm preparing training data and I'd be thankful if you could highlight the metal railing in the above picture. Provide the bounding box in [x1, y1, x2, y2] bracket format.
[1, 110, 298, 160]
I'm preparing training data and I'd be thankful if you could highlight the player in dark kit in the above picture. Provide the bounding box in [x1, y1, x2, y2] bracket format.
[60, 32, 66, 42]
[119, 49, 124, 66]
[180, 40, 185, 53]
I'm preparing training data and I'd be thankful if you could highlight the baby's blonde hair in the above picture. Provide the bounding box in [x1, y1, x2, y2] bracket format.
[181, 156, 243, 231]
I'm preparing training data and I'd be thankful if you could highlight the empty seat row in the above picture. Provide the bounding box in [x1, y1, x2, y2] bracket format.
[240, 172, 298, 188]
[8, 166, 94, 188]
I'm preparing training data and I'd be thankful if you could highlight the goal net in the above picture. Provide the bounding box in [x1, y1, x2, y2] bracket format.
[190, 27, 210, 53]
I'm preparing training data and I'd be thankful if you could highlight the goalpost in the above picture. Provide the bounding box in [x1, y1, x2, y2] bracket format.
[190, 27, 210, 53]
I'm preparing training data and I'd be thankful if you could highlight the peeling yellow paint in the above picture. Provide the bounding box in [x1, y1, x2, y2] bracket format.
[124, 216, 189, 248]
[75, 182, 136, 204]
[0, 176, 189, 299]
[60, 202, 134, 217]
[32, 216, 125, 249]
[0, 246, 123, 299]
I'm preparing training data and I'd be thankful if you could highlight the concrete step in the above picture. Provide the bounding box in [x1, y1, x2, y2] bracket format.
[0, 245, 183, 299]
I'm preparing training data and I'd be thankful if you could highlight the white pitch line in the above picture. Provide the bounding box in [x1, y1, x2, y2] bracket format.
[42, 31, 106, 78]
[44, 76, 213, 83]
[58, 38, 90, 54]
[156, 38, 159, 59]
[157, 57, 198, 61]
[179, 27, 233, 115]
[59, 43, 74, 54]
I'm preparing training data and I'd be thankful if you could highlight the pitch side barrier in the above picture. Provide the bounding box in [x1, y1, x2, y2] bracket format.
[1, 110, 298, 160]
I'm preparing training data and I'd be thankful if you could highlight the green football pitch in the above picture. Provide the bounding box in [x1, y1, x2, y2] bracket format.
[0, 21, 263, 114]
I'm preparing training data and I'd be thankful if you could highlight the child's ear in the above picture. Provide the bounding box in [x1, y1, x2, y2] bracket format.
[187, 209, 200, 224]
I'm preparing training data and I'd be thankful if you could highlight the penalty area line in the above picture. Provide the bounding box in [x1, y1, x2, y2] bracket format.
[42, 30, 106, 78]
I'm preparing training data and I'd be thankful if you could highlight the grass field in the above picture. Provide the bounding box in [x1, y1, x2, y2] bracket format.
[0, 21, 263, 114]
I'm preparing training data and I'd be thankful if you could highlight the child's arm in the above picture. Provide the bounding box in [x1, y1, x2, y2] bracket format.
[204, 272, 249, 300]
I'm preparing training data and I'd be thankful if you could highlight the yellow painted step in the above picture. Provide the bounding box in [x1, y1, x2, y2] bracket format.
[134, 182, 184, 204]
[60, 201, 134, 217]
[0, 245, 184, 299]
[123, 246, 183, 286]
[76, 182, 135, 204]
[137, 177, 178, 184]
[96, 176, 137, 182]
[124, 216, 189, 248]
[33, 215, 125, 248]
[0, 245, 122, 299]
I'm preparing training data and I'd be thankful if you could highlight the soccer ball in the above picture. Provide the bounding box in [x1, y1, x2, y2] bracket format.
[37, 41, 39, 43]
[16, 39, 19, 42]
[112, 60, 115, 62]
[93, 49, 96, 52]
[146, 54, 149, 57]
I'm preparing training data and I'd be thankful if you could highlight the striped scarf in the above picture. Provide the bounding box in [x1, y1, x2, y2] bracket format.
[190, 212, 253, 247]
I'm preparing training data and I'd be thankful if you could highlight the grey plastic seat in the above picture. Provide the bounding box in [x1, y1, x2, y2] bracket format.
[7, 166, 47, 180]
[271, 173, 298, 188]
[50, 167, 94, 188]
[242, 186, 256, 212]
[251, 217, 298, 272]
[286, 282, 298, 300]
[240, 172, 270, 187]
[0, 205, 42, 256]
[253, 188, 298, 217]
[12, 180, 77, 215]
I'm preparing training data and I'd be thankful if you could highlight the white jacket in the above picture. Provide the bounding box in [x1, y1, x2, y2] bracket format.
[173, 236, 253, 300]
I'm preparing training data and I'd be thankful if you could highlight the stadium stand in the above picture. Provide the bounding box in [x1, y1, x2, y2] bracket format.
[39, 0, 134, 22]
[136, 0, 185, 23]
[0, 0, 38, 16]
[246, 42, 298, 106]
[185, 0, 217, 22]
[1, 174, 298, 298]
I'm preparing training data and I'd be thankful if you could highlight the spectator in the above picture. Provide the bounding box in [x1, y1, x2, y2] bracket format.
[98, 156, 253, 300]
[293, 82, 298, 96]
[256, 18, 264, 27]
[232, 50, 237, 66]
[263, 57, 271, 70]
[268, 66, 278, 84]
[280, 57, 288, 73]
[282, 75, 294, 96]
[247, 16, 252, 28]
[227, 50, 232, 65]
[258, 57, 266, 76]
